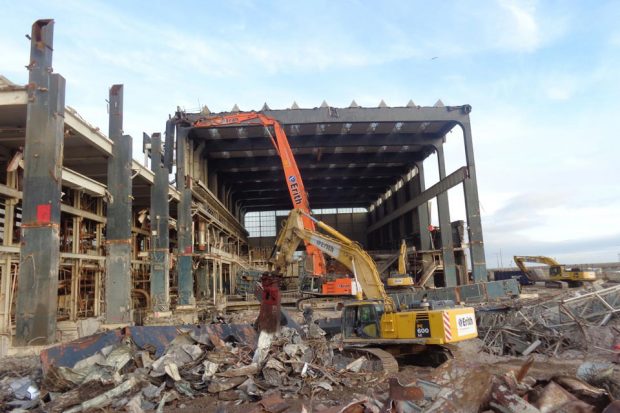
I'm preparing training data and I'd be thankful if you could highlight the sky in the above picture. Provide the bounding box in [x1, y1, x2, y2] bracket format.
[1, 0, 619, 266]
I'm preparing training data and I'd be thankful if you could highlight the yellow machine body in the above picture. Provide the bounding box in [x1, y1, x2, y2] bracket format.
[342, 300, 478, 345]
[381, 307, 477, 344]
[550, 268, 597, 282]
[514, 255, 598, 284]
[386, 275, 415, 287]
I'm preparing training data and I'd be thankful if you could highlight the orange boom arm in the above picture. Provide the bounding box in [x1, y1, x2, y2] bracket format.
[193, 112, 327, 276]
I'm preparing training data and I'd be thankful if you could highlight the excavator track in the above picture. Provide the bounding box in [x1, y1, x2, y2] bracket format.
[341, 347, 399, 375]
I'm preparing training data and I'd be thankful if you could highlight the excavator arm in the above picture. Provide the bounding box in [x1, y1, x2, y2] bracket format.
[513, 255, 562, 279]
[397, 240, 408, 275]
[271, 209, 396, 313]
[193, 112, 327, 276]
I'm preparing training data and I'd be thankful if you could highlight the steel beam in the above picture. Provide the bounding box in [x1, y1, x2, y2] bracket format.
[209, 152, 426, 172]
[243, 200, 371, 212]
[261, 106, 471, 125]
[461, 121, 487, 282]
[15, 20, 64, 346]
[239, 192, 375, 204]
[233, 186, 389, 200]
[150, 133, 170, 312]
[175, 124, 195, 306]
[104, 84, 133, 325]
[435, 145, 457, 287]
[221, 166, 407, 183]
[366, 166, 468, 233]
[415, 162, 431, 250]
[200, 133, 434, 152]
[229, 177, 395, 193]
[185, 105, 471, 127]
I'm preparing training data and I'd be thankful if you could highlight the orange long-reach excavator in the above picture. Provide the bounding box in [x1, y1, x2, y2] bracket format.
[193, 112, 332, 276]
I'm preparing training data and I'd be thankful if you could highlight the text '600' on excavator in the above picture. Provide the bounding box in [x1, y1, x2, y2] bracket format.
[270, 209, 479, 368]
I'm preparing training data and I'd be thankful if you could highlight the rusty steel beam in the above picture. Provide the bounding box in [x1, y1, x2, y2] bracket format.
[150, 133, 170, 312]
[104, 84, 133, 325]
[15, 20, 65, 346]
[367, 166, 469, 233]
[175, 124, 195, 307]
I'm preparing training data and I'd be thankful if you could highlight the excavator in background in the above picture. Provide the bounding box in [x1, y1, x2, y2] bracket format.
[270, 209, 478, 368]
[513, 255, 597, 288]
[385, 239, 416, 290]
[193, 112, 357, 297]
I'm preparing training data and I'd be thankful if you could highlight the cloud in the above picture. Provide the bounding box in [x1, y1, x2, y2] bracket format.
[497, 0, 541, 52]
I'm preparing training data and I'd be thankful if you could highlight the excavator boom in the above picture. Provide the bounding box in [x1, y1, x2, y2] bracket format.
[193, 112, 327, 276]
[397, 239, 407, 274]
[513, 255, 597, 285]
[513, 255, 560, 279]
[271, 209, 395, 312]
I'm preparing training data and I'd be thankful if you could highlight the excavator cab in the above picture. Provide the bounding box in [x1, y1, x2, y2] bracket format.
[549, 265, 563, 277]
[342, 301, 385, 339]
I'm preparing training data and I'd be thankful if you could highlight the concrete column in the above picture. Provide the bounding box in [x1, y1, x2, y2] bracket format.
[435, 144, 457, 287]
[15, 20, 65, 345]
[176, 125, 195, 306]
[460, 121, 488, 282]
[415, 162, 431, 250]
[104, 84, 133, 325]
[150, 133, 170, 312]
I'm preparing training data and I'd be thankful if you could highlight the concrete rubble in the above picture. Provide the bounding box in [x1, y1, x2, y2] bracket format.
[0, 300, 619, 413]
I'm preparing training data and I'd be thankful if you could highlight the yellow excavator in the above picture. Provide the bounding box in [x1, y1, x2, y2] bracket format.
[270, 210, 478, 359]
[513, 255, 597, 288]
[385, 240, 416, 289]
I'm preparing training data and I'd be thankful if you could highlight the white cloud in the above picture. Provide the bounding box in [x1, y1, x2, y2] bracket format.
[498, 0, 541, 52]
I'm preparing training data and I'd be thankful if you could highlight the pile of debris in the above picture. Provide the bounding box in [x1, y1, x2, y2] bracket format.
[0, 322, 447, 412]
[482, 358, 617, 413]
[478, 284, 620, 357]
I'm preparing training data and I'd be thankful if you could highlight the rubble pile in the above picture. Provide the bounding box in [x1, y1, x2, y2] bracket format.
[478, 284, 620, 357]
[0, 323, 619, 412]
[482, 358, 616, 413]
[0, 324, 410, 412]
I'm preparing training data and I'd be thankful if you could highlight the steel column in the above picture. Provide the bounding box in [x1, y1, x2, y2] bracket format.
[150, 133, 170, 312]
[176, 125, 195, 306]
[15, 20, 65, 345]
[415, 162, 432, 250]
[435, 144, 457, 287]
[460, 121, 487, 282]
[105, 84, 133, 325]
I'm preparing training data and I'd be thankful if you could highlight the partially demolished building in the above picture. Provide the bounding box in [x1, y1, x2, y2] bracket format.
[1, 20, 494, 353]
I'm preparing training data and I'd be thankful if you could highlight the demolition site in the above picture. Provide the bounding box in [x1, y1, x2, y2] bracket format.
[1, 19, 620, 413]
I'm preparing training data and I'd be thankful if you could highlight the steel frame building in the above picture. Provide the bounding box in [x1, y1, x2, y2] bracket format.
[0, 19, 490, 353]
